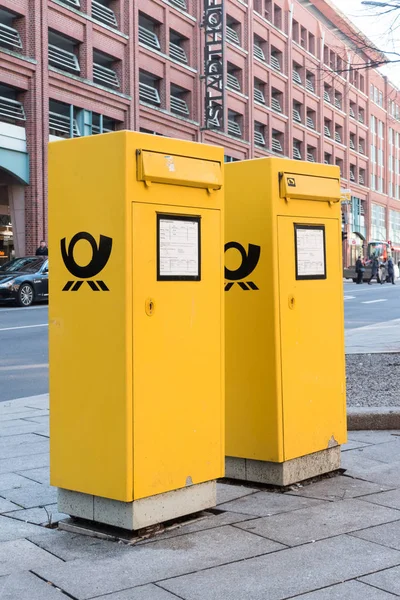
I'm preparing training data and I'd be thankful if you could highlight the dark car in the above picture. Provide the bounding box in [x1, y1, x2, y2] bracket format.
[0, 256, 48, 307]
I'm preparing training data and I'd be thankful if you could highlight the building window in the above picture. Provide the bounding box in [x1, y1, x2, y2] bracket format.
[349, 134, 356, 151]
[271, 88, 283, 113]
[168, 0, 188, 13]
[58, 0, 80, 7]
[226, 16, 241, 47]
[227, 110, 242, 138]
[93, 50, 120, 89]
[389, 210, 400, 243]
[334, 126, 343, 144]
[306, 110, 315, 130]
[139, 71, 161, 106]
[272, 129, 283, 153]
[91, 0, 118, 29]
[293, 139, 302, 160]
[169, 31, 188, 64]
[92, 113, 118, 134]
[49, 100, 80, 138]
[307, 146, 316, 162]
[324, 152, 332, 165]
[274, 5, 282, 30]
[305, 72, 315, 93]
[254, 79, 266, 105]
[292, 20, 299, 43]
[300, 26, 307, 49]
[227, 64, 241, 93]
[349, 102, 356, 119]
[224, 155, 239, 162]
[293, 102, 302, 123]
[359, 168, 365, 185]
[0, 84, 25, 126]
[335, 158, 343, 177]
[254, 122, 266, 147]
[308, 33, 315, 55]
[253, 35, 266, 62]
[48, 31, 80, 74]
[0, 8, 23, 52]
[371, 203, 386, 239]
[358, 108, 365, 124]
[334, 92, 342, 111]
[292, 63, 302, 85]
[349, 165, 356, 182]
[138, 14, 161, 51]
[170, 84, 190, 117]
[324, 119, 331, 138]
[270, 47, 282, 72]
[324, 85, 332, 103]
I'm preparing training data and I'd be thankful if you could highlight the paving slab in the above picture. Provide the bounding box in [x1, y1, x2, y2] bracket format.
[0, 410, 48, 423]
[0, 433, 47, 451]
[351, 520, 400, 550]
[0, 452, 49, 475]
[354, 440, 400, 464]
[285, 475, 391, 501]
[29, 530, 136, 561]
[284, 581, 398, 599]
[0, 423, 49, 437]
[0, 539, 63, 576]
[347, 431, 400, 445]
[216, 482, 259, 505]
[341, 451, 389, 477]
[138, 511, 256, 545]
[351, 461, 400, 487]
[235, 498, 400, 546]
[0, 440, 49, 460]
[0, 514, 53, 542]
[159, 535, 400, 600]
[33, 525, 285, 599]
[6, 504, 67, 526]
[341, 440, 370, 451]
[0, 483, 57, 508]
[0, 472, 42, 492]
[17, 466, 50, 485]
[0, 571, 66, 600]
[361, 566, 400, 596]
[0, 497, 22, 513]
[94, 584, 180, 599]
[361, 489, 400, 510]
[217, 490, 324, 516]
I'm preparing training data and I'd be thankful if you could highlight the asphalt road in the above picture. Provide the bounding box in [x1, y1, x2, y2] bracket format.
[344, 279, 400, 330]
[0, 304, 48, 403]
[0, 281, 399, 403]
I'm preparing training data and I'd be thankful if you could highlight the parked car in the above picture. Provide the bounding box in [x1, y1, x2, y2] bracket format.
[0, 256, 48, 307]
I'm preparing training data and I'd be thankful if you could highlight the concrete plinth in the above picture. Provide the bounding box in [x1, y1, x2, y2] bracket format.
[225, 446, 341, 487]
[58, 480, 216, 531]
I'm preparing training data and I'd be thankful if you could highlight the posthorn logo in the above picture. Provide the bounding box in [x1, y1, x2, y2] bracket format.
[224, 242, 260, 291]
[61, 232, 112, 292]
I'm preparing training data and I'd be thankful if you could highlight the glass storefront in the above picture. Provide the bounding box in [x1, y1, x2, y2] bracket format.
[0, 215, 14, 264]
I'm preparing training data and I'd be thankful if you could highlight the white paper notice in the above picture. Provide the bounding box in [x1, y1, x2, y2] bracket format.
[159, 218, 199, 277]
[296, 227, 325, 277]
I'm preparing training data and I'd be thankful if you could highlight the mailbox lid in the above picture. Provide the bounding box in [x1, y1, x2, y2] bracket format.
[279, 171, 341, 203]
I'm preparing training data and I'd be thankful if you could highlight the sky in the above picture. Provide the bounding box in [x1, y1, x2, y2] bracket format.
[330, 0, 400, 87]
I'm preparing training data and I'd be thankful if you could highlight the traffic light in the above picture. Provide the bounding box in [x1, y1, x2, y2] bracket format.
[342, 231, 348, 242]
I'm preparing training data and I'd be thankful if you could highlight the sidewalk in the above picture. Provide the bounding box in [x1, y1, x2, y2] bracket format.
[2, 396, 400, 599]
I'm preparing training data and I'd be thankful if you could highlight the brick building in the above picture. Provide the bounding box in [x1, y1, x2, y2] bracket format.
[1, 0, 400, 263]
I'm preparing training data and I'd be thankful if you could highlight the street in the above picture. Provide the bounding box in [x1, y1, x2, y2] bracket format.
[0, 282, 399, 403]
[0, 305, 48, 403]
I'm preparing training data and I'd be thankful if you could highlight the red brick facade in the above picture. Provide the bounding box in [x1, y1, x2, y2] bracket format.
[1, 0, 400, 261]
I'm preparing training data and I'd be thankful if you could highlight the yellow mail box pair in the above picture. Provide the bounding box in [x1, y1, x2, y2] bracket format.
[49, 132, 346, 528]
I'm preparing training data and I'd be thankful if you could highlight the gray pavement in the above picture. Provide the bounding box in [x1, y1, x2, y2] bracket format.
[0, 305, 48, 403]
[2, 395, 400, 599]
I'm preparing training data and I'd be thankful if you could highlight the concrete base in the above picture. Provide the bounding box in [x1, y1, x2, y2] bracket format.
[225, 446, 341, 487]
[58, 481, 216, 531]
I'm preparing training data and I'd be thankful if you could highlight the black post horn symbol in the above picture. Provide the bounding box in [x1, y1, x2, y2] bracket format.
[61, 232, 112, 291]
[224, 242, 260, 291]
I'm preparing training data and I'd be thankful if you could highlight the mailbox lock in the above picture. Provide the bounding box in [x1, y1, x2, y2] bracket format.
[145, 298, 155, 316]
[288, 295, 295, 310]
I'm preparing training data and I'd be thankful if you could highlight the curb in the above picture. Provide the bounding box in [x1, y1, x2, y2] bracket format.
[348, 407, 400, 430]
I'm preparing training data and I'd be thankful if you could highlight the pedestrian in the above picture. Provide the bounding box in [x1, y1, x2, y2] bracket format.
[388, 257, 396, 285]
[35, 240, 48, 256]
[368, 256, 381, 285]
[355, 256, 364, 284]
[380, 258, 387, 284]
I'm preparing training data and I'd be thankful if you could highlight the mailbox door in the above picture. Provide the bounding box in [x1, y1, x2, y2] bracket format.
[132, 202, 224, 500]
[277, 215, 346, 460]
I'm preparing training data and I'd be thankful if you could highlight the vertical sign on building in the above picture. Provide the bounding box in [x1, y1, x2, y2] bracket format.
[202, 0, 225, 131]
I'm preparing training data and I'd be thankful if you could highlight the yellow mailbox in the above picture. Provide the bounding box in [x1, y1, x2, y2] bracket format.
[49, 132, 224, 530]
[225, 158, 346, 486]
